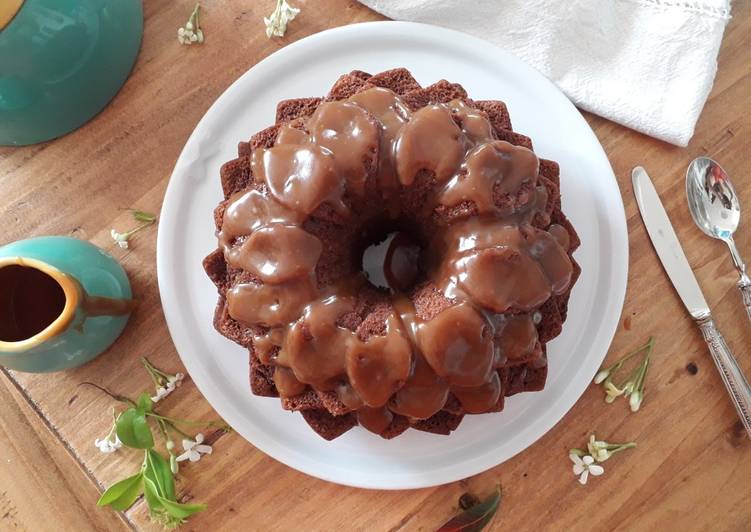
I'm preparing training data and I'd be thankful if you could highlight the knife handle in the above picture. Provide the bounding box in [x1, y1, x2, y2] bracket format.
[697, 316, 751, 438]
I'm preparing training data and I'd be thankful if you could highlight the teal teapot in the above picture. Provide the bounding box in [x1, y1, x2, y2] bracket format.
[0, 237, 133, 372]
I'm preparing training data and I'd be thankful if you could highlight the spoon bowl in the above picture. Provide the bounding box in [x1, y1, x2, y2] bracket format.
[686, 157, 741, 242]
[687, 156, 751, 322]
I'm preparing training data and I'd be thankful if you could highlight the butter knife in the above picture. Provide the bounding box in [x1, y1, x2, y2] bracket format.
[632, 166, 751, 437]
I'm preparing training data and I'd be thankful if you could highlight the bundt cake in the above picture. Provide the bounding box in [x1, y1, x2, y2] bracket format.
[203, 68, 581, 440]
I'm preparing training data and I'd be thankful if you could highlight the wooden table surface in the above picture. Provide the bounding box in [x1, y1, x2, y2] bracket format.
[1, 1, 750, 530]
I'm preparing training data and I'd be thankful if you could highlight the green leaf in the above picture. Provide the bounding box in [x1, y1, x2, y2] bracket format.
[97, 473, 144, 511]
[159, 499, 207, 519]
[137, 393, 153, 413]
[130, 209, 157, 223]
[437, 486, 502, 532]
[144, 449, 176, 500]
[142, 477, 164, 513]
[116, 408, 154, 449]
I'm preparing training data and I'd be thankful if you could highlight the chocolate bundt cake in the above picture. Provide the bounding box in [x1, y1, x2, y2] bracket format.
[204, 68, 581, 440]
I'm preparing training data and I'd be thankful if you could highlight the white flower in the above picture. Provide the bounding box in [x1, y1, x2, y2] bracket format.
[178, 4, 204, 45]
[95, 433, 122, 454]
[570, 453, 604, 485]
[168, 372, 184, 386]
[151, 386, 169, 402]
[629, 390, 643, 412]
[264, 0, 300, 38]
[151, 380, 178, 403]
[587, 435, 611, 462]
[604, 381, 625, 403]
[110, 229, 129, 249]
[593, 368, 610, 384]
[176, 433, 212, 463]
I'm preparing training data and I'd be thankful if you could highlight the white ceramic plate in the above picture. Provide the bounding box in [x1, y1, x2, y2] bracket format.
[157, 21, 628, 490]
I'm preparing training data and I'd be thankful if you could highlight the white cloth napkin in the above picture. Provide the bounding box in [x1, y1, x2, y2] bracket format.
[359, 0, 731, 146]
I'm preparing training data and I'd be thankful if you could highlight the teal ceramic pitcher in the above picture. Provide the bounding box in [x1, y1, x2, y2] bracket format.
[0, 0, 143, 145]
[0, 237, 133, 372]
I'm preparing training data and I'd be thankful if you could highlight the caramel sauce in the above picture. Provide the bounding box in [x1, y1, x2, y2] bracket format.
[439, 141, 540, 216]
[219, 89, 575, 434]
[395, 105, 464, 185]
[307, 101, 379, 196]
[0, 265, 66, 342]
[383, 232, 420, 293]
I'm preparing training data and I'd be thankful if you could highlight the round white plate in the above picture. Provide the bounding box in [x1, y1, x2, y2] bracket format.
[157, 21, 628, 490]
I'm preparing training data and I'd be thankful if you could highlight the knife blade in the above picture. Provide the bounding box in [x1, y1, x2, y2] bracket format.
[632, 166, 710, 320]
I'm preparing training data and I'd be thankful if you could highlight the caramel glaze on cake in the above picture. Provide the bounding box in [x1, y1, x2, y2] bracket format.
[204, 68, 581, 440]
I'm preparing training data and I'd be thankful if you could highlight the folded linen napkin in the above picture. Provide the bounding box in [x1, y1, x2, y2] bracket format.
[359, 0, 732, 146]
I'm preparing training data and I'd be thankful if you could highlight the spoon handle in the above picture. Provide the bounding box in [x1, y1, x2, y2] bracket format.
[696, 316, 751, 438]
[725, 238, 751, 323]
[738, 278, 751, 323]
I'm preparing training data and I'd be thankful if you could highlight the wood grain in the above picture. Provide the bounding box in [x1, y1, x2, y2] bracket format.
[0, 370, 129, 531]
[0, 0, 750, 530]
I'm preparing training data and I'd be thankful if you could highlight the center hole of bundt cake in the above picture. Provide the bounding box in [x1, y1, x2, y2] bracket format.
[361, 228, 422, 292]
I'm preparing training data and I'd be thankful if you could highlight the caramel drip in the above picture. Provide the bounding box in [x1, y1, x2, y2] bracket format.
[253, 328, 284, 364]
[337, 382, 364, 410]
[390, 350, 449, 420]
[227, 278, 317, 328]
[237, 225, 322, 284]
[383, 232, 420, 292]
[451, 371, 502, 414]
[496, 314, 539, 362]
[548, 223, 571, 251]
[433, 218, 573, 312]
[394, 105, 464, 185]
[275, 122, 310, 145]
[219, 189, 306, 268]
[439, 141, 540, 216]
[357, 406, 394, 435]
[273, 366, 307, 397]
[307, 101, 379, 196]
[250, 143, 349, 216]
[415, 302, 494, 387]
[447, 99, 495, 146]
[279, 294, 356, 390]
[217, 87, 576, 435]
[349, 87, 412, 192]
[345, 314, 412, 407]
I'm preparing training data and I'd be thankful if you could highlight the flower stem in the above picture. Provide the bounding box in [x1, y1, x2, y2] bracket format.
[190, 3, 200, 28]
[603, 337, 654, 374]
[146, 412, 227, 429]
[123, 221, 154, 239]
[79, 382, 136, 407]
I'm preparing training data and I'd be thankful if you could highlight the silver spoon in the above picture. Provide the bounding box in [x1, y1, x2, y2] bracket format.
[686, 157, 751, 321]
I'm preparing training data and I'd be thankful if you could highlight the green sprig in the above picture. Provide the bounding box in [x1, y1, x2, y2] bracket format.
[92, 360, 225, 528]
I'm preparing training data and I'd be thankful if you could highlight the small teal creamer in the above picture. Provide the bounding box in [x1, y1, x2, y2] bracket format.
[0, 237, 133, 372]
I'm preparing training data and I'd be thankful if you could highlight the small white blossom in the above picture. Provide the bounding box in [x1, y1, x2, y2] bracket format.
[593, 368, 610, 384]
[587, 435, 611, 462]
[170, 453, 179, 474]
[176, 433, 212, 463]
[95, 433, 122, 454]
[629, 390, 643, 412]
[151, 380, 178, 403]
[264, 0, 300, 38]
[570, 453, 604, 485]
[604, 381, 625, 403]
[110, 229, 129, 249]
[178, 4, 204, 45]
[168, 372, 185, 386]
